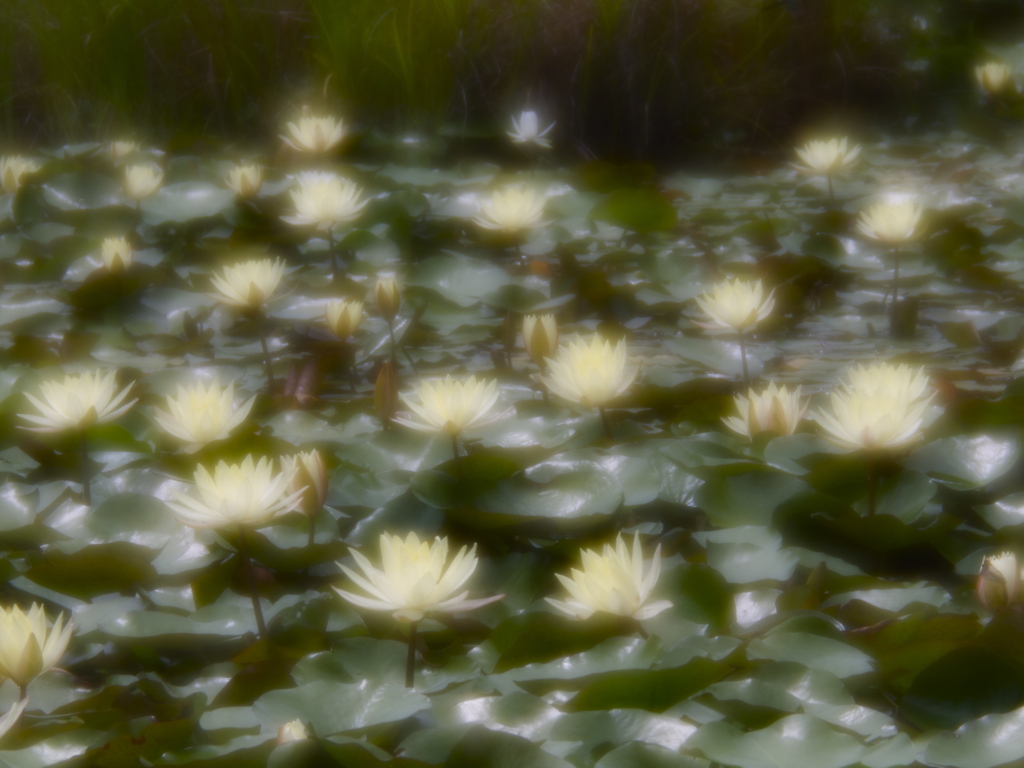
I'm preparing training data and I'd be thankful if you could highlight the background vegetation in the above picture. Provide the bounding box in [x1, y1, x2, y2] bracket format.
[4, 0, 1024, 160]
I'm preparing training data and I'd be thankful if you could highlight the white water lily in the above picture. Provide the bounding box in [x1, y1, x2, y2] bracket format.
[696, 278, 775, 333]
[547, 534, 671, 621]
[124, 163, 163, 200]
[507, 110, 555, 148]
[100, 237, 132, 272]
[857, 199, 923, 244]
[793, 137, 861, 176]
[152, 379, 256, 448]
[813, 387, 930, 452]
[976, 62, 1012, 95]
[473, 186, 548, 233]
[0, 604, 73, 688]
[334, 532, 503, 622]
[167, 455, 303, 529]
[394, 376, 504, 436]
[210, 257, 286, 310]
[0, 156, 39, 194]
[840, 362, 931, 403]
[540, 335, 638, 408]
[282, 172, 368, 230]
[281, 115, 346, 153]
[723, 382, 806, 439]
[225, 163, 262, 198]
[20, 371, 136, 432]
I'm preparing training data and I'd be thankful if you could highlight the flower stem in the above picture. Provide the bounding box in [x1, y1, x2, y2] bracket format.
[238, 527, 267, 639]
[80, 431, 91, 506]
[599, 406, 613, 440]
[406, 620, 419, 689]
[637, 623, 650, 640]
[892, 247, 900, 308]
[307, 513, 316, 549]
[866, 461, 877, 517]
[738, 332, 749, 387]
[258, 314, 275, 393]
[451, 433, 462, 477]
[827, 174, 834, 202]
[387, 320, 398, 365]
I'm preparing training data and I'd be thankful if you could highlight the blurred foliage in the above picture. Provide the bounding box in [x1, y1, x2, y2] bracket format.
[3, 0, 1024, 158]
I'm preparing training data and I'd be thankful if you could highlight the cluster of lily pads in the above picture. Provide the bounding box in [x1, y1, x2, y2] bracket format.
[0, 93, 1022, 766]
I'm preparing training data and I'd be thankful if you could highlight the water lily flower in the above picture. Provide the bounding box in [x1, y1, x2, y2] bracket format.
[335, 532, 503, 623]
[281, 114, 346, 153]
[812, 386, 929, 452]
[507, 110, 555, 148]
[839, 362, 931, 403]
[723, 382, 806, 439]
[696, 278, 775, 334]
[0, 156, 39, 194]
[166, 455, 303, 529]
[857, 199, 923, 244]
[282, 172, 368, 230]
[124, 163, 163, 201]
[109, 140, 139, 160]
[278, 719, 310, 744]
[794, 137, 861, 176]
[472, 186, 548, 234]
[325, 299, 363, 340]
[101, 237, 132, 272]
[210, 257, 286, 311]
[540, 334, 638, 409]
[225, 163, 262, 198]
[523, 314, 558, 367]
[547, 534, 672, 621]
[20, 371, 136, 432]
[978, 551, 1020, 612]
[0, 604, 73, 690]
[283, 449, 329, 517]
[375, 275, 401, 322]
[152, 379, 256, 448]
[976, 62, 1013, 95]
[394, 376, 504, 436]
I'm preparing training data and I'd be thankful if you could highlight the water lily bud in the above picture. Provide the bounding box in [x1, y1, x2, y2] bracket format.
[325, 299, 363, 340]
[124, 163, 163, 201]
[375, 275, 401, 322]
[277, 719, 309, 744]
[978, 551, 1020, 612]
[523, 314, 558, 366]
[286, 450, 328, 516]
[375, 361, 399, 427]
[0, 156, 40, 194]
[109, 140, 138, 160]
[225, 163, 262, 198]
[976, 62, 1013, 95]
[101, 237, 133, 272]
